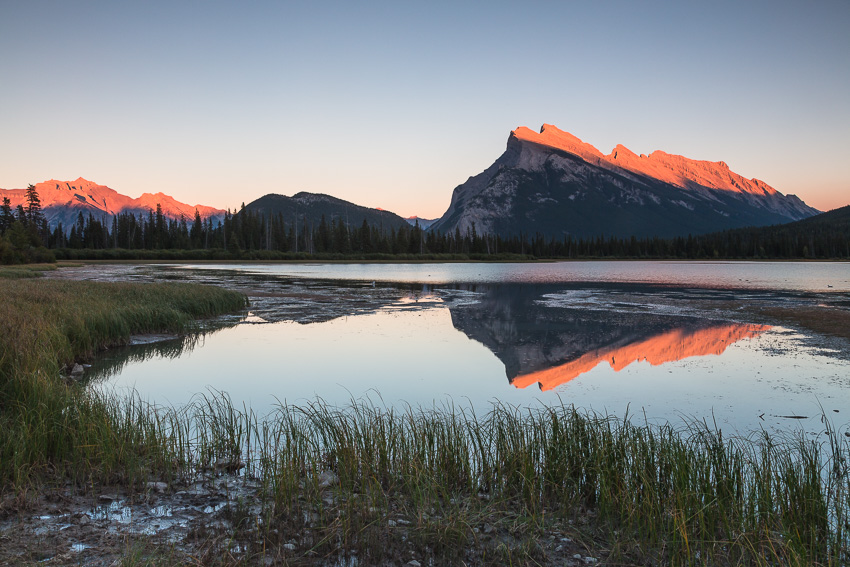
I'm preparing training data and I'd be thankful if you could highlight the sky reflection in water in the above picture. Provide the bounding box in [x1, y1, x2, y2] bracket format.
[87, 263, 850, 436]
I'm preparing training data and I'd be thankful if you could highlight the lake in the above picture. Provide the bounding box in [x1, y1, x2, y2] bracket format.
[55, 261, 850, 436]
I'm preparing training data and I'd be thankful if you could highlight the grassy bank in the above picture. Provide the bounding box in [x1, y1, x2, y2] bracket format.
[0, 273, 248, 488]
[1, 270, 848, 565]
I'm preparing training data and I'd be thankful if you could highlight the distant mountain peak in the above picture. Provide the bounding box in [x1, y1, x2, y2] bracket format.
[405, 216, 437, 229]
[242, 193, 409, 232]
[431, 123, 819, 238]
[0, 179, 225, 229]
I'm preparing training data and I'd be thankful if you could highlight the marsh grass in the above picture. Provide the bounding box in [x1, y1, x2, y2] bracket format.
[0, 277, 248, 487]
[144, 394, 848, 565]
[0, 263, 57, 279]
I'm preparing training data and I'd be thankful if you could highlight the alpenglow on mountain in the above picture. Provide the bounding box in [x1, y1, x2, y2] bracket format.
[430, 125, 819, 239]
[0, 178, 225, 229]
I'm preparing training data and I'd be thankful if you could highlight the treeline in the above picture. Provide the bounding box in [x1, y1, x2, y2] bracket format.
[0, 186, 54, 264]
[50, 204, 850, 260]
[4, 184, 848, 263]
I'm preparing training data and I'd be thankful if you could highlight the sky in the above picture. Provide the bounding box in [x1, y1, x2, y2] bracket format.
[1, 0, 848, 218]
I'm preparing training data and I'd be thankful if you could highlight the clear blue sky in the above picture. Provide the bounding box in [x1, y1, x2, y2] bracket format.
[2, 0, 848, 218]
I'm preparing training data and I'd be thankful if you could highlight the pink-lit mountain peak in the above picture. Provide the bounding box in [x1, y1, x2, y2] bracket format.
[512, 124, 606, 164]
[0, 178, 225, 227]
[510, 124, 778, 197]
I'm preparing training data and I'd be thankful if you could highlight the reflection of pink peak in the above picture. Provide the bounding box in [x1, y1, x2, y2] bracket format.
[511, 124, 779, 196]
[512, 323, 770, 391]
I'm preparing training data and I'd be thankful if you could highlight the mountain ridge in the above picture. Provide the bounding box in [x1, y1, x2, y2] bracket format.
[0, 178, 225, 229]
[431, 125, 819, 239]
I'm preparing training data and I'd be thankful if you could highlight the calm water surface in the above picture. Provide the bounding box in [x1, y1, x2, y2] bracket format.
[76, 262, 850, 435]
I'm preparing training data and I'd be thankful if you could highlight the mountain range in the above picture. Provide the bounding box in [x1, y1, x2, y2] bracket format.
[430, 124, 819, 238]
[0, 178, 225, 229]
[2, 125, 828, 239]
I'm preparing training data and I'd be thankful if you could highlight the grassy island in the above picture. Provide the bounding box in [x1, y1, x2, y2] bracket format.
[0, 267, 847, 566]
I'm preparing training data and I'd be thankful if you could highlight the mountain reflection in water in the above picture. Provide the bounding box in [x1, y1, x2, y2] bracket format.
[444, 284, 770, 390]
[511, 323, 769, 390]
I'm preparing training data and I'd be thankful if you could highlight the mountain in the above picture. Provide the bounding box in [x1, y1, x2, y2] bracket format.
[431, 124, 819, 239]
[405, 216, 438, 229]
[243, 192, 410, 232]
[0, 178, 225, 229]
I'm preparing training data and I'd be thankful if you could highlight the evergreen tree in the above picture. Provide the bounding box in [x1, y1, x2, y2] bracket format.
[0, 197, 13, 234]
[25, 184, 44, 226]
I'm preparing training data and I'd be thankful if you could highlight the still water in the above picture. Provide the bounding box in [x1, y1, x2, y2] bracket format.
[71, 261, 850, 435]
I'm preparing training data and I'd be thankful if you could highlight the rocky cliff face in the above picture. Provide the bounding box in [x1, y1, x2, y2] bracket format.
[0, 178, 225, 228]
[431, 125, 819, 238]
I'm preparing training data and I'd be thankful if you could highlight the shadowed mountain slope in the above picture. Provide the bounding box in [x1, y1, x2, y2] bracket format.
[243, 192, 410, 232]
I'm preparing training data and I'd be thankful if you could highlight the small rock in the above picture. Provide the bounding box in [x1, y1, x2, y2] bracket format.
[78, 515, 91, 526]
[556, 545, 563, 552]
[215, 458, 245, 472]
[584, 558, 597, 564]
[573, 554, 582, 560]
[282, 543, 296, 551]
[405, 561, 421, 567]
[483, 523, 493, 534]
[397, 518, 411, 525]
[388, 519, 397, 527]
[71, 364, 84, 375]
[561, 537, 572, 542]
[316, 470, 338, 489]
[147, 481, 168, 494]
[98, 494, 117, 502]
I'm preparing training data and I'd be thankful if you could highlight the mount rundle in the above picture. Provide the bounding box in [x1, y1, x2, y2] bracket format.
[431, 124, 818, 238]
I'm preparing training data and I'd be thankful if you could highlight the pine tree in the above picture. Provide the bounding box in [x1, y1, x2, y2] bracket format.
[0, 197, 13, 234]
[25, 184, 44, 226]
